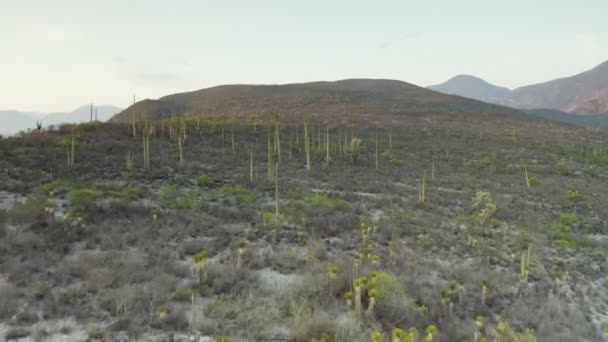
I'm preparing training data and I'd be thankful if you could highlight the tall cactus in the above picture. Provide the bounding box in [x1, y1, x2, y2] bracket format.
[520, 245, 531, 283]
[304, 122, 311, 172]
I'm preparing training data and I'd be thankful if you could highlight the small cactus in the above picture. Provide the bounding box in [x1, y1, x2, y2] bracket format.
[371, 330, 383, 342]
[392, 328, 405, 342]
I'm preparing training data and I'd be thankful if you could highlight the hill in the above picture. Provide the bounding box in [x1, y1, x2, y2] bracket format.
[0, 111, 41, 136]
[110, 79, 527, 123]
[510, 59, 608, 114]
[43, 105, 122, 126]
[428, 75, 512, 104]
[2, 103, 608, 340]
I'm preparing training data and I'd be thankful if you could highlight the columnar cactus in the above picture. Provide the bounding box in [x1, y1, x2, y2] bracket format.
[520, 245, 531, 283]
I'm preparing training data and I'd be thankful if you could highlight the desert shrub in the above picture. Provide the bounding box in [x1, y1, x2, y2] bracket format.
[35, 179, 72, 196]
[272, 246, 305, 273]
[5, 326, 30, 340]
[548, 213, 592, 248]
[13, 231, 40, 249]
[372, 271, 405, 303]
[69, 184, 141, 208]
[288, 298, 335, 342]
[566, 187, 584, 207]
[490, 319, 536, 342]
[159, 185, 200, 210]
[0, 281, 19, 319]
[86, 324, 112, 342]
[214, 184, 257, 206]
[7, 196, 45, 224]
[389, 156, 402, 166]
[528, 176, 541, 186]
[152, 306, 189, 331]
[206, 294, 281, 340]
[86, 267, 117, 292]
[206, 263, 256, 295]
[172, 287, 193, 302]
[286, 193, 353, 219]
[70, 187, 105, 207]
[196, 174, 215, 188]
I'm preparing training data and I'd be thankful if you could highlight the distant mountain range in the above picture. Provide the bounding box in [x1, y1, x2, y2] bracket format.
[429, 59, 608, 115]
[0, 105, 122, 136]
[110, 79, 527, 123]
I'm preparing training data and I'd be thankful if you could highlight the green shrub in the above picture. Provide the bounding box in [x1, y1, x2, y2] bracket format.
[215, 184, 256, 206]
[69, 184, 141, 208]
[196, 174, 215, 188]
[286, 193, 353, 217]
[69, 187, 105, 207]
[372, 271, 405, 304]
[528, 176, 541, 186]
[159, 185, 200, 210]
[7, 197, 44, 224]
[35, 180, 72, 196]
[172, 287, 193, 302]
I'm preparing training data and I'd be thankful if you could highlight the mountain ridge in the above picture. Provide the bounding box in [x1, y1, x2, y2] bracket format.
[428, 59, 608, 115]
[110, 78, 527, 123]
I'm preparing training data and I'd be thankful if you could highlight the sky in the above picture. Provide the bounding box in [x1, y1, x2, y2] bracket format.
[1, 0, 607, 112]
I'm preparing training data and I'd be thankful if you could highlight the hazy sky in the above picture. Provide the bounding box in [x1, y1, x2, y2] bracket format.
[2, 0, 607, 112]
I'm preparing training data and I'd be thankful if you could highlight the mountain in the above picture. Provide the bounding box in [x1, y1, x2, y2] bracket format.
[43, 105, 122, 126]
[566, 88, 608, 114]
[0, 105, 122, 137]
[0, 111, 41, 137]
[110, 79, 526, 123]
[428, 75, 512, 104]
[510, 59, 608, 114]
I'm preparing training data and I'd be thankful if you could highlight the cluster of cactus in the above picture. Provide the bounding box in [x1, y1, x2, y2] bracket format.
[439, 280, 464, 317]
[392, 327, 421, 342]
[64, 208, 85, 228]
[372, 326, 435, 342]
[359, 220, 379, 263]
[471, 191, 496, 226]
